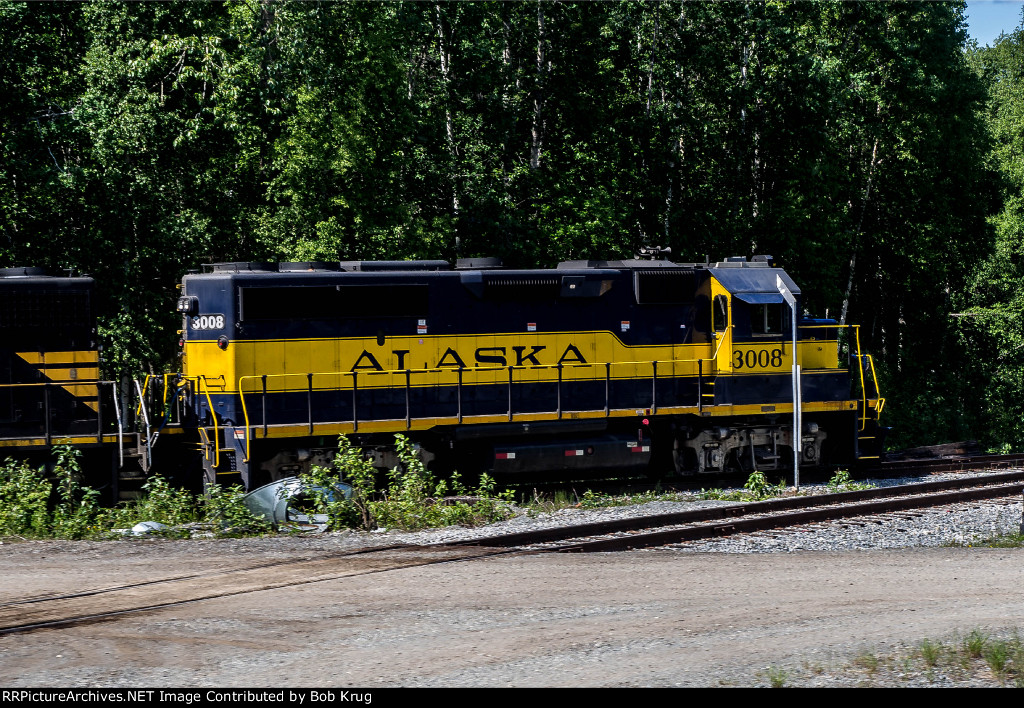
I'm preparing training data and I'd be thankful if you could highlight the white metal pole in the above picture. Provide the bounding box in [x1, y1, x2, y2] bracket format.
[792, 305, 800, 489]
[777, 276, 800, 490]
[790, 362, 798, 489]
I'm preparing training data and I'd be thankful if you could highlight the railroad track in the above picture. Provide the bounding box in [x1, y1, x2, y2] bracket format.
[447, 469, 1024, 552]
[502, 452, 1024, 497]
[4, 470, 1022, 636]
[871, 453, 1024, 476]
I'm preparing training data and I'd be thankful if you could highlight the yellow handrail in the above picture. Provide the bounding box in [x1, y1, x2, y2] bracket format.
[198, 376, 220, 469]
[849, 327, 889, 429]
[161, 373, 172, 415]
[228, 337, 883, 460]
[865, 353, 885, 419]
[710, 320, 733, 366]
[852, 325, 868, 430]
[232, 355, 851, 402]
[760, 321, 883, 426]
[791, 322, 883, 418]
[136, 374, 151, 416]
[136, 373, 178, 421]
[235, 360, 711, 463]
[239, 381, 252, 462]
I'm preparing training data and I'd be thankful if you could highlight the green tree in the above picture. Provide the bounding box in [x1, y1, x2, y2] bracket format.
[959, 9, 1024, 449]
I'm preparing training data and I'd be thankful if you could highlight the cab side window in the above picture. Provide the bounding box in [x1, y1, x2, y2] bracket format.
[713, 295, 728, 332]
[751, 304, 783, 335]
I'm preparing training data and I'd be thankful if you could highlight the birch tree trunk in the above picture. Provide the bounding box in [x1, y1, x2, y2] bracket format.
[435, 4, 459, 215]
[839, 136, 880, 326]
[529, 1, 548, 171]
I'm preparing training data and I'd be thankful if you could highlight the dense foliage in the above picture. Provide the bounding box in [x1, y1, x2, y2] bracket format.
[962, 27, 1024, 451]
[0, 437, 513, 538]
[301, 435, 515, 531]
[0, 0, 1019, 449]
[0, 445, 272, 538]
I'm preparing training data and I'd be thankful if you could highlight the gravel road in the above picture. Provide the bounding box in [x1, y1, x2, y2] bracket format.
[2, 477, 1023, 688]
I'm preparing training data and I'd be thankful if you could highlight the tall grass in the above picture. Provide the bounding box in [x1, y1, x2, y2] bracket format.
[0, 445, 269, 539]
[0, 436, 517, 540]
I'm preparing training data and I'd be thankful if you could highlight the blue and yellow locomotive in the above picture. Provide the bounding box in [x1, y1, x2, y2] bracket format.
[0, 268, 125, 496]
[173, 254, 884, 489]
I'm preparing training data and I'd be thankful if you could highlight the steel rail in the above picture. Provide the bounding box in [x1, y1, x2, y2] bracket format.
[867, 454, 1024, 477]
[551, 482, 1023, 553]
[445, 470, 1024, 550]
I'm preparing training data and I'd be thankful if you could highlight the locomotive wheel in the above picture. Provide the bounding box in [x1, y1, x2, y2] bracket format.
[727, 448, 753, 476]
[671, 438, 697, 475]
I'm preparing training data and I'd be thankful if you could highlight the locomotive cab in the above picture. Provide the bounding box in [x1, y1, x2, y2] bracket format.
[672, 257, 877, 475]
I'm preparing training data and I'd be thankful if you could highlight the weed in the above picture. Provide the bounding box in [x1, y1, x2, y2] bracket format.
[0, 436, 516, 539]
[962, 629, 988, 659]
[802, 660, 825, 675]
[697, 487, 743, 501]
[919, 638, 941, 668]
[103, 479, 271, 538]
[951, 532, 1024, 548]
[578, 489, 608, 509]
[826, 469, 876, 492]
[575, 488, 681, 509]
[763, 665, 789, 687]
[300, 435, 515, 532]
[0, 459, 51, 538]
[470, 472, 515, 522]
[375, 435, 515, 530]
[744, 469, 770, 499]
[50, 445, 102, 539]
[700, 471, 787, 502]
[202, 482, 273, 536]
[819, 630, 1024, 686]
[525, 488, 578, 515]
[984, 642, 1010, 682]
[302, 436, 376, 530]
[103, 473, 197, 530]
[0, 446, 105, 540]
[900, 656, 914, 673]
[853, 651, 879, 675]
[1013, 635, 1024, 681]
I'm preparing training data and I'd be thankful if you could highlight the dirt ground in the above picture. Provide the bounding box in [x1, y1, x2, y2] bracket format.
[1, 537, 1023, 687]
